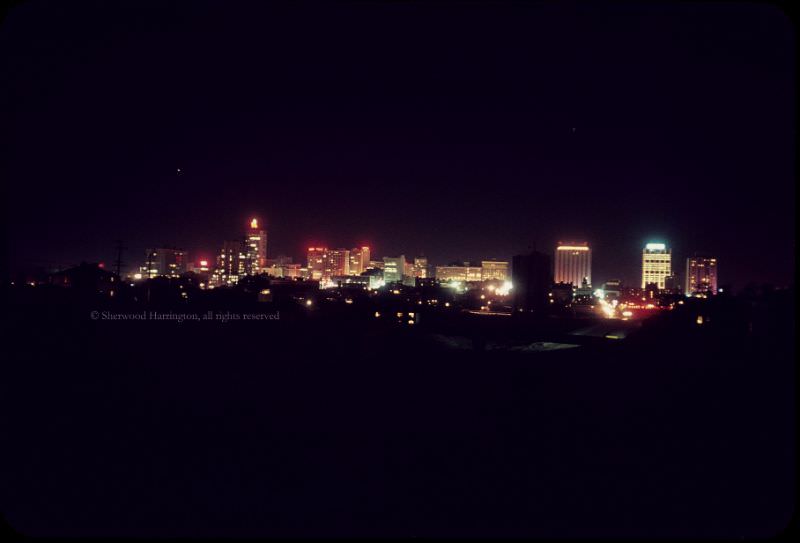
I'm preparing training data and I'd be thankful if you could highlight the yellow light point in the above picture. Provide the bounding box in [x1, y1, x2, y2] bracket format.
[250, 218, 258, 229]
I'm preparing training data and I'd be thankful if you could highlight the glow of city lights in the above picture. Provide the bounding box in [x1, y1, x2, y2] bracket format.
[594, 288, 605, 298]
[250, 218, 258, 229]
[622, 310, 633, 317]
[374, 311, 381, 318]
[200, 260, 208, 267]
[133, 273, 143, 280]
[495, 280, 512, 296]
[645, 242, 666, 250]
[305, 299, 313, 306]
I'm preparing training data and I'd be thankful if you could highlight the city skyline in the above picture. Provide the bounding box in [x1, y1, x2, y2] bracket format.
[10, 213, 736, 291]
[4, 2, 794, 290]
[107, 217, 728, 295]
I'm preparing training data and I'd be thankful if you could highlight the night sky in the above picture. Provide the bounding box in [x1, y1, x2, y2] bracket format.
[3, 1, 795, 288]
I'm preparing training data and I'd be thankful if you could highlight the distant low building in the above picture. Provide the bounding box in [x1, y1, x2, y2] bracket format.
[435, 263, 482, 283]
[481, 260, 509, 282]
[49, 262, 118, 296]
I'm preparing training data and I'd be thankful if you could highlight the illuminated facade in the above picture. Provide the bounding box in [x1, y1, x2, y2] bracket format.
[435, 266, 467, 282]
[215, 240, 246, 285]
[383, 255, 405, 284]
[685, 256, 718, 295]
[349, 247, 370, 275]
[554, 242, 591, 287]
[413, 257, 428, 278]
[481, 260, 509, 282]
[641, 243, 672, 289]
[244, 218, 267, 275]
[325, 249, 350, 279]
[435, 265, 482, 282]
[306, 247, 327, 281]
[142, 248, 187, 278]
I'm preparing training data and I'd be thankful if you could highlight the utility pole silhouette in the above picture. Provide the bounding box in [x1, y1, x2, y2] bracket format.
[113, 240, 126, 277]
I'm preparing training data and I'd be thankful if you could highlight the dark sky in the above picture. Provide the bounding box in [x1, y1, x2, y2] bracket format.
[2, 1, 795, 287]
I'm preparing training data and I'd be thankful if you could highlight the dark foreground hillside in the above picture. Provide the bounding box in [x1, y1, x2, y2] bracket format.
[2, 288, 795, 538]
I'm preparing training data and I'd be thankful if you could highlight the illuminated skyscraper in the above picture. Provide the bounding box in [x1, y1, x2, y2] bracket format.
[383, 255, 405, 284]
[481, 260, 509, 281]
[244, 218, 267, 275]
[349, 247, 371, 275]
[325, 249, 350, 279]
[307, 247, 327, 281]
[685, 256, 718, 295]
[554, 242, 591, 287]
[641, 242, 672, 289]
[215, 240, 246, 285]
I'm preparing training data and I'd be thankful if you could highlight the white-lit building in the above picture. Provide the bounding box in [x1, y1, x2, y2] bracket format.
[383, 255, 405, 284]
[481, 260, 509, 282]
[641, 242, 672, 289]
[435, 264, 482, 283]
[554, 242, 591, 287]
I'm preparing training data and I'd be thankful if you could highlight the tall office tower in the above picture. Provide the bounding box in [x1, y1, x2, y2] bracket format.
[142, 248, 188, 278]
[244, 218, 268, 275]
[512, 250, 552, 313]
[325, 249, 350, 279]
[383, 255, 405, 284]
[307, 247, 327, 281]
[685, 256, 718, 295]
[413, 256, 428, 278]
[481, 260, 509, 281]
[554, 242, 591, 287]
[641, 242, 672, 289]
[216, 240, 246, 285]
[349, 247, 371, 275]
[368, 260, 384, 270]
